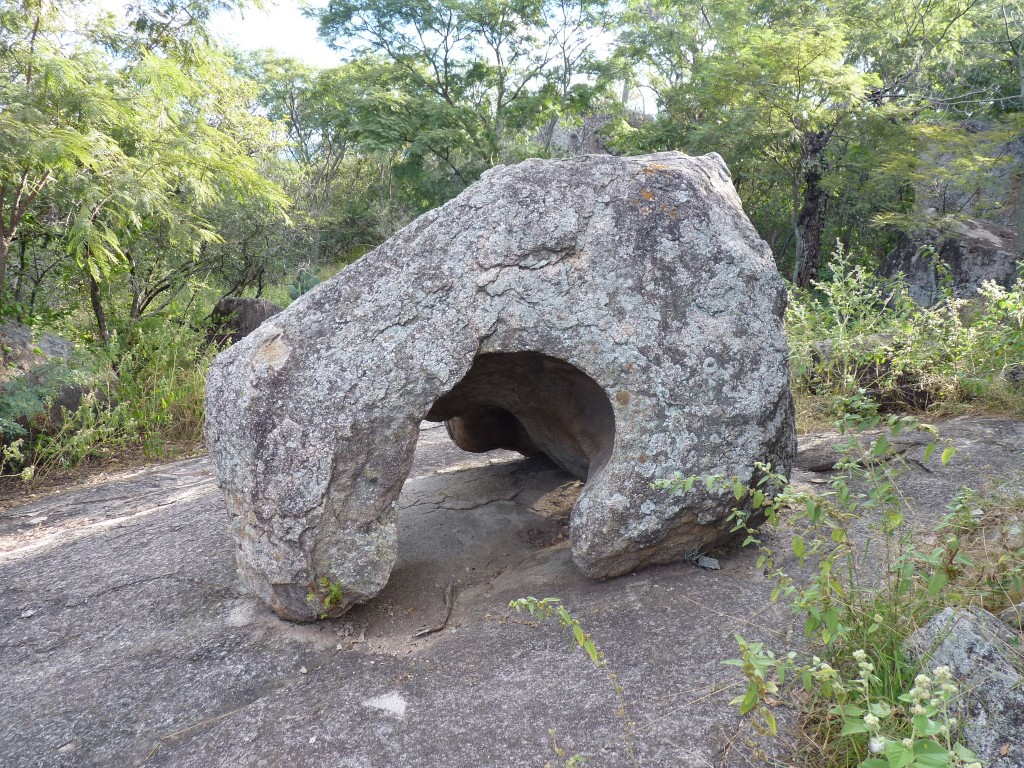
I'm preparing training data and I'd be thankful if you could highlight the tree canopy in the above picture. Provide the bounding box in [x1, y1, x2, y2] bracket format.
[2, 0, 1021, 340]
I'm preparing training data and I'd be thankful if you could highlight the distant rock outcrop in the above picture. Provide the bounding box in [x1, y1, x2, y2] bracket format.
[543, 115, 617, 155]
[205, 152, 796, 621]
[879, 217, 1019, 306]
[0, 321, 87, 436]
[208, 297, 283, 346]
[539, 111, 651, 157]
[0, 321, 74, 379]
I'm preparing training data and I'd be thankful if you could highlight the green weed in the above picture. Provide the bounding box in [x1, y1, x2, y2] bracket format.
[0, 317, 214, 479]
[788, 243, 1024, 421]
[509, 597, 638, 768]
[307, 577, 345, 618]
[661, 398, 1020, 767]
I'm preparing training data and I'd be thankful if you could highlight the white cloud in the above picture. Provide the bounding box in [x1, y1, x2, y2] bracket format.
[211, 1, 339, 68]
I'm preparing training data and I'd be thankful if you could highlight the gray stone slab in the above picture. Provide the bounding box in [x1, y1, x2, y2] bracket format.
[3, 417, 1023, 767]
[0, 424, 795, 768]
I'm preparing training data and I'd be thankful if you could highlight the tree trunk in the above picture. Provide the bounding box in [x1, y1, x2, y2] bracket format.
[541, 116, 559, 153]
[793, 130, 830, 288]
[0, 237, 9, 310]
[1014, 170, 1024, 262]
[128, 256, 143, 320]
[88, 271, 109, 344]
[12, 237, 28, 311]
[1015, 32, 1024, 260]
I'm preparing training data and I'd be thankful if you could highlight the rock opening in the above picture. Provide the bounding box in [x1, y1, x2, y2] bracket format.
[425, 352, 615, 482]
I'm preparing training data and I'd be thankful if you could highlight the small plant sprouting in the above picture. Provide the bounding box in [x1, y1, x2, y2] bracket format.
[510, 597, 601, 663]
[546, 729, 587, 768]
[721, 634, 794, 738]
[306, 577, 344, 618]
[509, 597, 638, 768]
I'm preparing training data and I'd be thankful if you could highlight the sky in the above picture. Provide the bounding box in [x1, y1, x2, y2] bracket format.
[95, 0, 341, 67]
[209, 1, 340, 68]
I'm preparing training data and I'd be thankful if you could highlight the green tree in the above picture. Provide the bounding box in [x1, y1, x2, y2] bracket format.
[0, 0, 289, 339]
[0, 0, 120, 308]
[315, 0, 612, 202]
[614, 0, 985, 284]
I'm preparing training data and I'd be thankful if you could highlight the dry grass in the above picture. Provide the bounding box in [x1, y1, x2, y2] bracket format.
[793, 380, 1024, 436]
[941, 490, 1024, 614]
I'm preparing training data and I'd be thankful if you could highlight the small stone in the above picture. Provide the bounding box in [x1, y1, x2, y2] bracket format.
[299, 666, 307, 674]
[20, 609, 34, 618]
[696, 556, 721, 571]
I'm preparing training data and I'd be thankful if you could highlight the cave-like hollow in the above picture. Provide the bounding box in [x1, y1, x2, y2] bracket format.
[423, 352, 616, 481]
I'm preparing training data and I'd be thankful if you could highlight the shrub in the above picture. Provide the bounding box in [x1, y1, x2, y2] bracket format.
[2, 317, 215, 479]
[788, 243, 1024, 424]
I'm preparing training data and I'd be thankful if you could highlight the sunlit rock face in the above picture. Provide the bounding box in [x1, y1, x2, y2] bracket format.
[205, 151, 796, 621]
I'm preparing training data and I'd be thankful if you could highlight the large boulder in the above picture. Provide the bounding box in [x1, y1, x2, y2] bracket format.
[879, 217, 1019, 306]
[205, 152, 796, 621]
[0, 320, 74, 378]
[208, 296, 283, 346]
